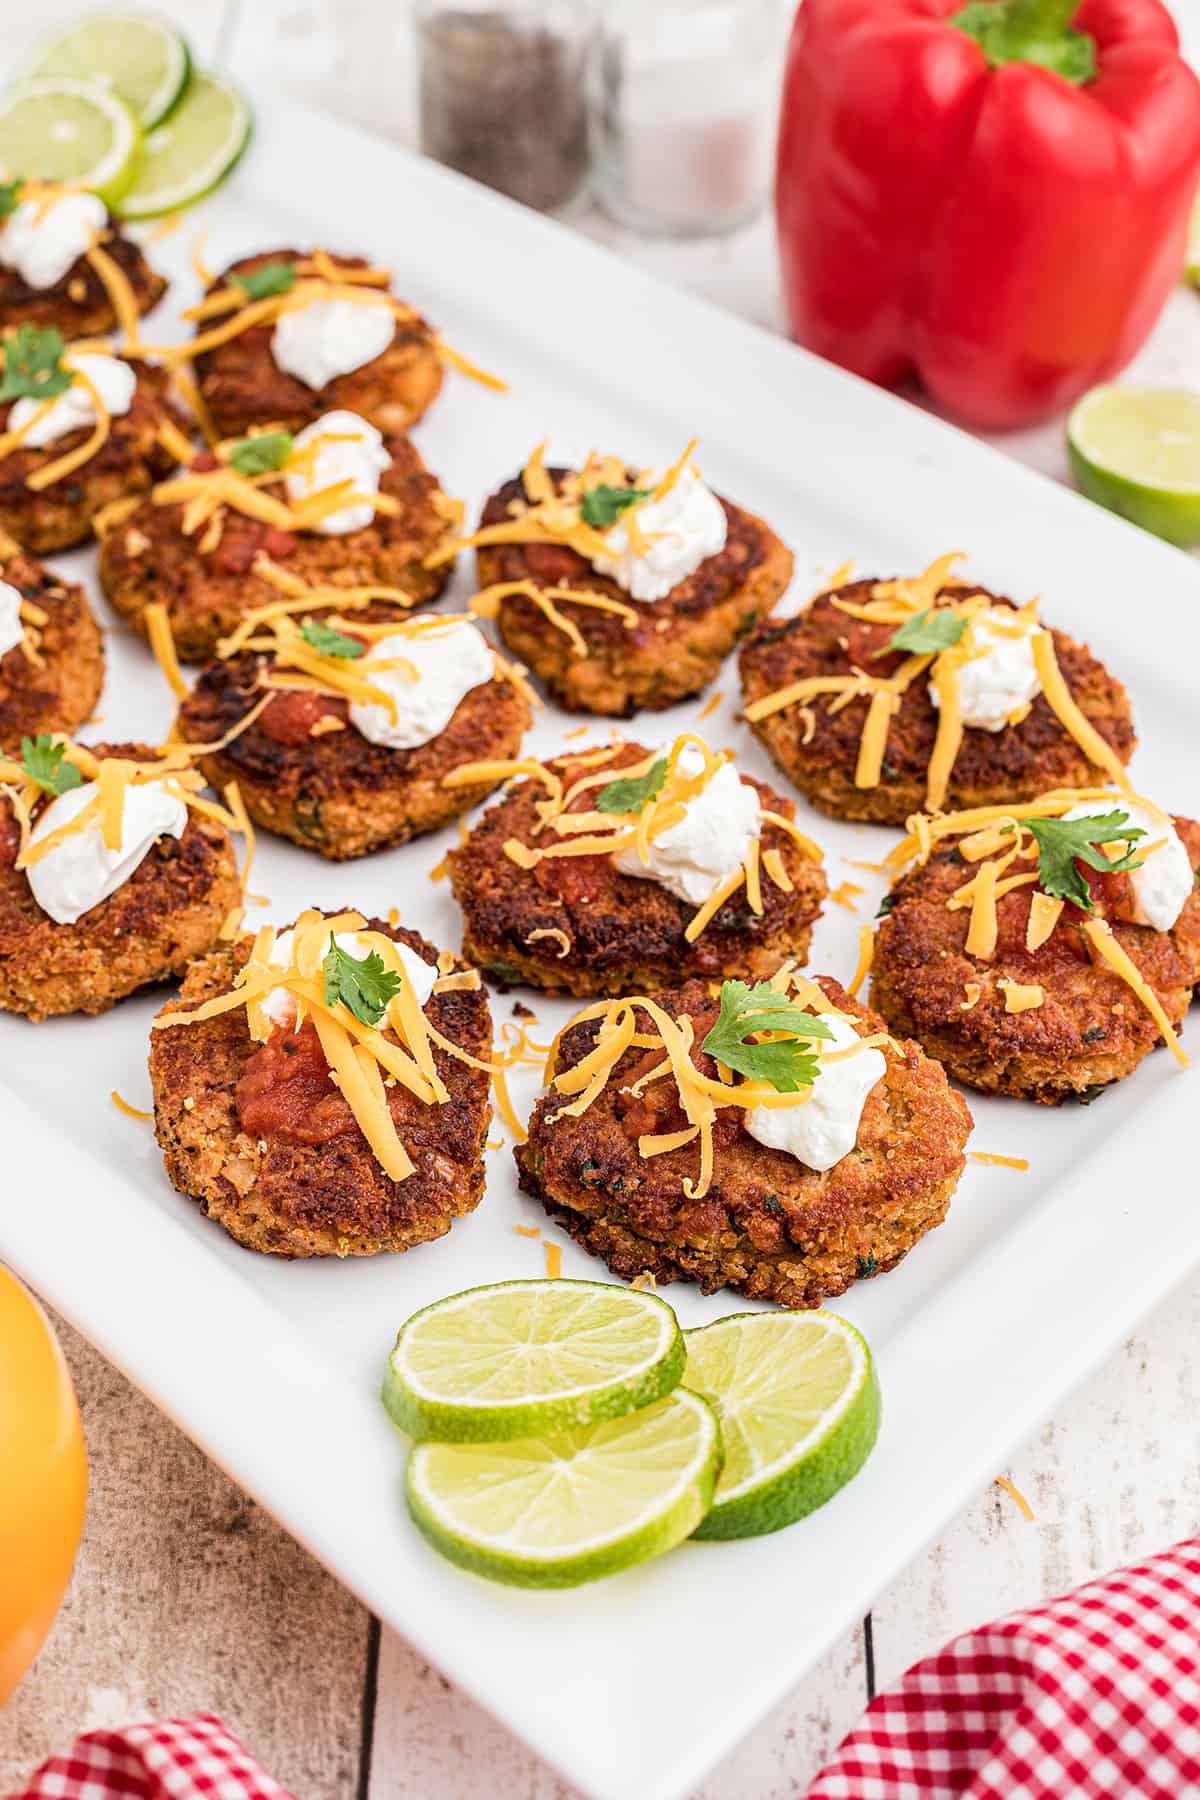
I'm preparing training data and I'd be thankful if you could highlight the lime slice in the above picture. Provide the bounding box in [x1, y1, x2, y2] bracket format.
[23, 12, 191, 130]
[0, 79, 141, 210]
[115, 70, 251, 219]
[1186, 189, 1200, 287]
[383, 1278, 685, 1443]
[406, 1389, 722, 1587]
[1067, 385, 1200, 549]
[685, 1310, 880, 1540]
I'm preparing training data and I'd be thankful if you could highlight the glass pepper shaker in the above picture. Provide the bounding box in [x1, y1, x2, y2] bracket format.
[415, 0, 596, 216]
[591, 0, 788, 238]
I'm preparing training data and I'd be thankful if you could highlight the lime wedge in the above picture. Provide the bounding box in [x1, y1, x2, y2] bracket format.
[23, 12, 191, 130]
[0, 79, 141, 210]
[1067, 385, 1200, 548]
[383, 1278, 685, 1442]
[685, 1310, 880, 1540]
[406, 1389, 722, 1587]
[115, 70, 251, 219]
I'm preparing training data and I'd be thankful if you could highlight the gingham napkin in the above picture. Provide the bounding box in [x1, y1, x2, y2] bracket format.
[806, 1538, 1200, 1799]
[7, 1713, 297, 1800]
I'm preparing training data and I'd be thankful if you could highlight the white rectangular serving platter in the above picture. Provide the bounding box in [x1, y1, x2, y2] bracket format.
[2, 93, 1199, 1800]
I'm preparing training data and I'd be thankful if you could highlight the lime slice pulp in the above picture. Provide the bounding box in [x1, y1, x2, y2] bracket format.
[1067, 385, 1200, 549]
[383, 1278, 686, 1443]
[23, 12, 191, 130]
[1186, 188, 1200, 287]
[0, 79, 142, 210]
[115, 70, 251, 219]
[406, 1388, 722, 1588]
[685, 1309, 880, 1540]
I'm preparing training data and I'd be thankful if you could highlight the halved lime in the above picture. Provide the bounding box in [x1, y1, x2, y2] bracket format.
[685, 1310, 880, 1540]
[0, 79, 141, 210]
[383, 1278, 685, 1442]
[115, 70, 251, 219]
[406, 1389, 721, 1587]
[1067, 385, 1200, 548]
[22, 12, 191, 130]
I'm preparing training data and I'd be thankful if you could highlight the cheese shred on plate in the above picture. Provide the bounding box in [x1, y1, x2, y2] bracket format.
[743, 555, 1133, 809]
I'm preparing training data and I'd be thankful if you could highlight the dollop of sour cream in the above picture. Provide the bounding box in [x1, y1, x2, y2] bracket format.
[27, 780, 188, 927]
[744, 1013, 886, 1173]
[929, 608, 1041, 733]
[348, 619, 495, 751]
[0, 581, 23, 658]
[262, 927, 436, 1029]
[9, 351, 136, 447]
[0, 192, 106, 290]
[1060, 799, 1193, 932]
[284, 409, 391, 536]
[612, 742, 760, 908]
[271, 297, 395, 391]
[590, 469, 727, 602]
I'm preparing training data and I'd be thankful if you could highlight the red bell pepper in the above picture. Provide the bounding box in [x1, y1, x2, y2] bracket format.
[775, 0, 1200, 428]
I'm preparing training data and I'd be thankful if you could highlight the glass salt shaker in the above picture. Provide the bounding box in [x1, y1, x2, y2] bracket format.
[415, 0, 596, 216]
[591, 0, 789, 238]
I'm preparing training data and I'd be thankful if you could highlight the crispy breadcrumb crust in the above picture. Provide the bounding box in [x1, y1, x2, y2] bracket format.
[516, 976, 971, 1307]
[870, 819, 1200, 1101]
[739, 580, 1135, 824]
[0, 741, 239, 1021]
[0, 222, 166, 338]
[0, 547, 103, 750]
[148, 917, 492, 1257]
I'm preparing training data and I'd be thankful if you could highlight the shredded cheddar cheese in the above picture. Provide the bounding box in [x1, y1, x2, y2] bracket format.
[970, 1152, 1030, 1170]
[111, 1090, 153, 1121]
[848, 924, 874, 996]
[543, 1242, 563, 1279]
[1026, 891, 1064, 952]
[998, 978, 1044, 1014]
[1082, 918, 1189, 1067]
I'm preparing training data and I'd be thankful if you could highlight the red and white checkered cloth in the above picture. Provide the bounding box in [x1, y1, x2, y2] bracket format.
[806, 1538, 1200, 1798]
[7, 1713, 297, 1800]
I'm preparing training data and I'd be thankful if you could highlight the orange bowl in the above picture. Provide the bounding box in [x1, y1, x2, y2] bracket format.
[0, 1269, 87, 1705]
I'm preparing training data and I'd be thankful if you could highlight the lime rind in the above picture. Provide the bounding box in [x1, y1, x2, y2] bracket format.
[115, 70, 252, 219]
[686, 1310, 881, 1541]
[1067, 384, 1200, 549]
[0, 79, 142, 209]
[383, 1278, 686, 1443]
[405, 1389, 722, 1588]
[23, 12, 192, 129]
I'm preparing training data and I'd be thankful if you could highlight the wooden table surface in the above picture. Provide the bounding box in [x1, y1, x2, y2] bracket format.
[3, 3, 1200, 1795]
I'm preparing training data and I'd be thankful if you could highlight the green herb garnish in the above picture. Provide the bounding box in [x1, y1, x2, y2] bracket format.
[1012, 810, 1146, 912]
[20, 734, 83, 797]
[877, 607, 967, 657]
[701, 980, 834, 1094]
[0, 179, 23, 220]
[234, 260, 297, 301]
[596, 756, 668, 815]
[322, 940, 402, 1027]
[0, 325, 74, 404]
[301, 618, 365, 659]
[580, 483, 653, 529]
[228, 429, 293, 476]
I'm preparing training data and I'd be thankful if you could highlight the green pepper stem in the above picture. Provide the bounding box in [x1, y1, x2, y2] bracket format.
[1002, 0, 1080, 35]
[950, 0, 1096, 84]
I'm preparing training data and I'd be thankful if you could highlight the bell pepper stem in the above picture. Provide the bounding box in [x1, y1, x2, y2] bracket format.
[951, 0, 1097, 84]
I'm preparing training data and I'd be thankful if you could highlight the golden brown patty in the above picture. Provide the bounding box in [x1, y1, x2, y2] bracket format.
[0, 222, 166, 338]
[194, 248, 443, 440]
[0, 741, 240, 1021]
[0, 547, 104, 750]
[0, 362, 187, 553]
[516, 976, 972, 1308]
[176, 636, 532, 860]
[448, 742, 827, 996]
[739, 580, 1135, 824]
[148, 917, 492, 1257]
[97, 432, 457, 662]
[478, 469, 793, 716]
[870, 820, 1200, 1101]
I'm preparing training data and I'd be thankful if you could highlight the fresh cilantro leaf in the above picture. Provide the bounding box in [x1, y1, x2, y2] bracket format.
[876, 893, 897, 918]
[228, 430, 293, 476]
[596, 755, 668, 815]
[877, 607, 967, 657]
[20, 734, 83, 797]
[301, 618, 365, 659]
[0, 179, 23, 219]
[0, 325, 74, 403]
[1013, 810, 1146, 912]
[322, 940, 402, 1027]
[234, 260, 297, 300]
[701, 980, 835, 1094]
[580, 483, 653, 529]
